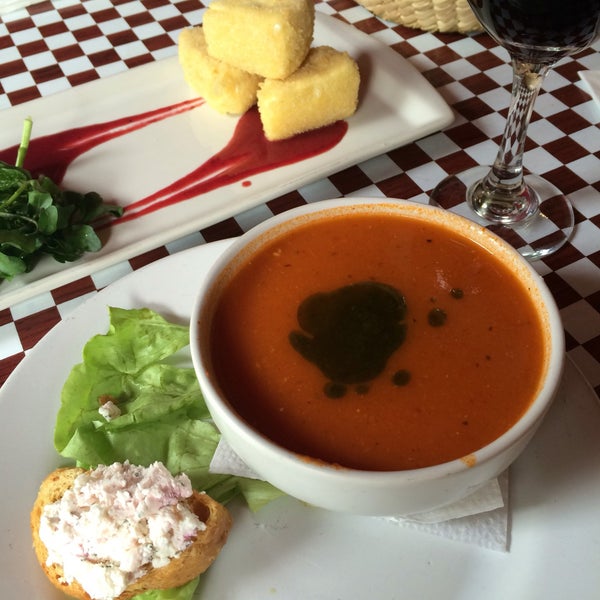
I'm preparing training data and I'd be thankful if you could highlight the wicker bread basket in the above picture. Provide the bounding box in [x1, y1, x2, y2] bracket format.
[356, 0, 483, 33]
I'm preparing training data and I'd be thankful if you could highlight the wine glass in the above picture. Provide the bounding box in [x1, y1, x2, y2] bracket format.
[430, 0, 600, 260]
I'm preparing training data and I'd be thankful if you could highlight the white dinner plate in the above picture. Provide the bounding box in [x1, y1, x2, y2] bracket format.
[0, 10, 453, 310]
[1, 239, 600, 599]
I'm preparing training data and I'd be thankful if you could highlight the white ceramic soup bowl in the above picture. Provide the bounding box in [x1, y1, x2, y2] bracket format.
[189, 198, 564, 516]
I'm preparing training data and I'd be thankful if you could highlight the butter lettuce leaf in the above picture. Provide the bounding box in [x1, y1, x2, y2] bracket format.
[134, 578, 199, 600]
[54, 306, 284, 505]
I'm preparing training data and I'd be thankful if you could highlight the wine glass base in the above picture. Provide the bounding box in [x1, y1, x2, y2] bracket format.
[429, 166, 574, 261]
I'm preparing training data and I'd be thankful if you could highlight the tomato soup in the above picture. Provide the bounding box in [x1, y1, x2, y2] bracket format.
[208, 209, 548, 471]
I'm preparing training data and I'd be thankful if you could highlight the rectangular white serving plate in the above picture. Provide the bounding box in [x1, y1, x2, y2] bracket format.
[0, 12, 453, 310]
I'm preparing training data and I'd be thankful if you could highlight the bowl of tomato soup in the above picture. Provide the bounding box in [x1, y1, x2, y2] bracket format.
[190, 198, 564, 516]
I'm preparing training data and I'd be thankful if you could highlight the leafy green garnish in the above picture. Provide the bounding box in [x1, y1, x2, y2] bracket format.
[55, 307, 285, 598]
[0, 118, 122, 280]
[134, 578, 199, 600]
[55, 306, 284, 508]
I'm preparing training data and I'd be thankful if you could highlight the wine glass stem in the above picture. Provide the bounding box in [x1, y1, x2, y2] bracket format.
[468, 60, 553, 224]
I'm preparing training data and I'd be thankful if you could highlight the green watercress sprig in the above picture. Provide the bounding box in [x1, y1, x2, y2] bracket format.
[0, 118, 123, 280]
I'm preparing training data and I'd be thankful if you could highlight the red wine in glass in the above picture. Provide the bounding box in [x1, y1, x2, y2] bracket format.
[430, 0, 600, 260]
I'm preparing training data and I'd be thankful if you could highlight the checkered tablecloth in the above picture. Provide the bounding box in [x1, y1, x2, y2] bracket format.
[0, 0, 599, 397]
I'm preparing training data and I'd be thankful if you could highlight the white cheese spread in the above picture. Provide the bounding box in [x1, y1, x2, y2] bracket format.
[98, 399, 121, 421]
[39, 461, 205, 600]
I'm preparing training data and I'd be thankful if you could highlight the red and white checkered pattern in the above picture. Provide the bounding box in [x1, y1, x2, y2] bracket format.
[0, 0, 599, 397]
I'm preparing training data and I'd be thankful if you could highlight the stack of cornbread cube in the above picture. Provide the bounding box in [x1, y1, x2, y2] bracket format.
[178, 0, 360, 140]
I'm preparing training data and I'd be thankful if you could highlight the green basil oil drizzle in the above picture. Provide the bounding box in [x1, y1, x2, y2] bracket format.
[289, 281, 465, 399]
[289, 282, 407, 398]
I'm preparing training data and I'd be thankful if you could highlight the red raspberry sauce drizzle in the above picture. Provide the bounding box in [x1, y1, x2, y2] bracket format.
[117, 108, 348, 224]
[0, 100, 348, 226]
[0, 98, 204, 184]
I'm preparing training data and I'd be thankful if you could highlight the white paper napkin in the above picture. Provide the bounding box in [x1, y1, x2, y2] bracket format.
[579, 71, 600, 107]
[210, 438, 266, 480]
[210, 438, 510, 552]
[0, 0, 47, 16]
[387, 470, 509, 552]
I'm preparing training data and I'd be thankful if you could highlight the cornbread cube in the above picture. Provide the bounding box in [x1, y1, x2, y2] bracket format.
[178, 26, 262, 115]
[203, 0, 314, 80]
[257, 46, 360, 141]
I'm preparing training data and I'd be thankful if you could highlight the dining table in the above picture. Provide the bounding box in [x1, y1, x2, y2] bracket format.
[0, 0, 599, 397]
[2, 1, 600, 598]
